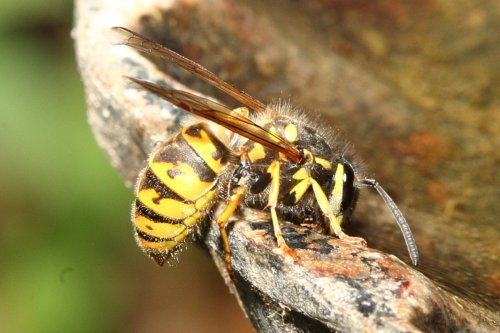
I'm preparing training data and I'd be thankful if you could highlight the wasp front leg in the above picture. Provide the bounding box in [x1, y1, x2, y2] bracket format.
[309, 177, 367, 246]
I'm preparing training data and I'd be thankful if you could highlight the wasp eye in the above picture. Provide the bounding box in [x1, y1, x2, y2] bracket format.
[340, 161, 357, 214]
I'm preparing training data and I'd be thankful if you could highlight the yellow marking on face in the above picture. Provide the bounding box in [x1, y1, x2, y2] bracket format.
[150, 161, 214, 200]
[290, 178, 311, 203]
[138, 188, 196, 219]
[248, 143, 266, 162]
[315, 157, 332, 170]
[284, 124, 298, 142]
[292, 167, 309, 180]
[182, 127, 223, 173]
[135, 215, 188, 240]
[330, 163, 345, 215]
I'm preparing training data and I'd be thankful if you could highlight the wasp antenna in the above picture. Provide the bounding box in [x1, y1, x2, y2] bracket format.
[360, 179, 419, 265]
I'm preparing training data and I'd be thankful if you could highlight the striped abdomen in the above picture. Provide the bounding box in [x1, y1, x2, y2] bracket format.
[133, 123, 231, 265]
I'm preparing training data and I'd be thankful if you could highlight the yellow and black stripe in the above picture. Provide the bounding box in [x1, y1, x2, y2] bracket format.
[133, 123, 231, 265]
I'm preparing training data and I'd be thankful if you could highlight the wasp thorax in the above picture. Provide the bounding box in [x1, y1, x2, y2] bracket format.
[234, 117, 359, 232]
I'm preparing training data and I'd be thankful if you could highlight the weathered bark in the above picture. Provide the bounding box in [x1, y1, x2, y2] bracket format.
[74, 0, 499, 331]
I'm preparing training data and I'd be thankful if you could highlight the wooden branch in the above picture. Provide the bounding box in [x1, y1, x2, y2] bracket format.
[74, 0, 499, 331]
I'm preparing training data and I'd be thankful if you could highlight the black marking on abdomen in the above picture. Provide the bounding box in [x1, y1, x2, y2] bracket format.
[154, 133, 218, 182]
[134, 199, 183, 224]
[136, 228, 176, 242]
[139, 168, 191, 204]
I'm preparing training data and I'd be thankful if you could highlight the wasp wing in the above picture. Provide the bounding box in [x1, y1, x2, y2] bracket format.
[128, 77, 301, 163]
[111, 27, 267, 114]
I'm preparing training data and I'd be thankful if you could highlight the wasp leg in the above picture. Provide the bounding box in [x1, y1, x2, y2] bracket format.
[309, 178, 367, 246]
[267, 161, 297, 257]
[216, 185, 246, 279]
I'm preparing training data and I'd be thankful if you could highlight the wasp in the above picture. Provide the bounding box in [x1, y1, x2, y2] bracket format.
[111, 27, 419, 271]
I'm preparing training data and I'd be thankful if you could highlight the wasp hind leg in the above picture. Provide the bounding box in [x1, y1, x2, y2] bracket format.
[216, 185, 246, 280]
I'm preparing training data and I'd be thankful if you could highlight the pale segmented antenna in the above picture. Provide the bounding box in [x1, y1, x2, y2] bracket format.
[360, 179, 419, 265]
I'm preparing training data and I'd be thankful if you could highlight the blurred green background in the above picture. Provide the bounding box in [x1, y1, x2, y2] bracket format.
[0, 1, 252, 332]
